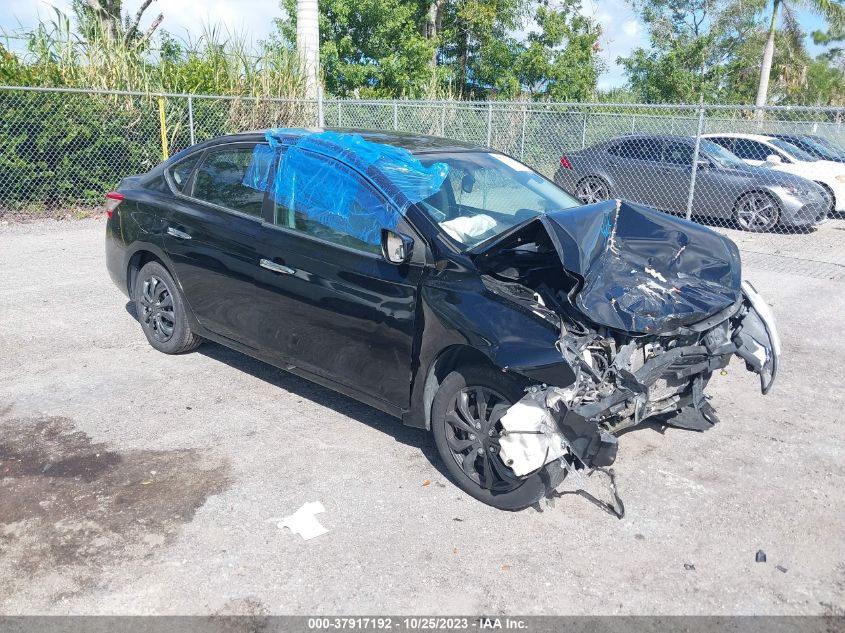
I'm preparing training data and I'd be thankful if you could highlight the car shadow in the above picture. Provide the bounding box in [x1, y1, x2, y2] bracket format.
[124, 302, 447, 479]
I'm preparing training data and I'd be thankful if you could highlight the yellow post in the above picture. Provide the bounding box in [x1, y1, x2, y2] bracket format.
[158, 96, 169, 160]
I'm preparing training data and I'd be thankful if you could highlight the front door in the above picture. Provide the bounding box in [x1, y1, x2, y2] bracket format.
[249, 151, 423, 408]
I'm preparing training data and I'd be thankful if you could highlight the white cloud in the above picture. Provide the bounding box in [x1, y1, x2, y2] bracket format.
[582, 0, 646, 90]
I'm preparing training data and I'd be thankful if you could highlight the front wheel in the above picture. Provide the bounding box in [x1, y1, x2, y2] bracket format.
[431, 365, 566, 511]
[734, 192, 780, 232]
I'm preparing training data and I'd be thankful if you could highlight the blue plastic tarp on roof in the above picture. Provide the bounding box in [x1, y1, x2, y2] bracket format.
[242, 144, 275, 192]
[255, 129, 449, 246]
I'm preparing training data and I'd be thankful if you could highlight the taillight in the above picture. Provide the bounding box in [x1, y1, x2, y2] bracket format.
[560, 156, 573, 169]
[105, 191, 124, 219]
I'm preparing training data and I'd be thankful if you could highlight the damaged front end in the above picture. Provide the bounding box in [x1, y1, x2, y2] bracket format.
[473, 200, 780, 478]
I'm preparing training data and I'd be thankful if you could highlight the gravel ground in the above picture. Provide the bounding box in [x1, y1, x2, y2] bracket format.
[0, 217, 843, 616]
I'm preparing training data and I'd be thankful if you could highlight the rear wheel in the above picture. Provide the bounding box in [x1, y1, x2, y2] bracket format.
[431, 365, 566, 511]
[575, 176, 610, 204]
[134, 261, 203, 354]
[734, 192, 780, 232]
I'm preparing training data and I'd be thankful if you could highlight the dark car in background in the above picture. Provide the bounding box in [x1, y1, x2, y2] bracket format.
[105, 129, 779, 511]
[554, 133, 828, 231]
[768, 133, 845, 163]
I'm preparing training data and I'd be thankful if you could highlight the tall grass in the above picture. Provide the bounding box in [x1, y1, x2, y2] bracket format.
[4, 7, 305, 98]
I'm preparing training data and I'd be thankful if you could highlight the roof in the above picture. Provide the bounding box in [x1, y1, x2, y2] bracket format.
[701, 132, 775, 142]
[195, 128, 486, 155]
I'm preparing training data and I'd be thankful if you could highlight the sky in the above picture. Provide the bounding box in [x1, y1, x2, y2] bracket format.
[0, 0, 832, 90]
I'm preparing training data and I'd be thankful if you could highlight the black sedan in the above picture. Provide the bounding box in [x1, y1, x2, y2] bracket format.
[105, 129, 779, 511]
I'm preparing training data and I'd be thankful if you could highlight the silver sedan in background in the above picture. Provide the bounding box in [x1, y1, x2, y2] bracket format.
[554, 133, 829, 231]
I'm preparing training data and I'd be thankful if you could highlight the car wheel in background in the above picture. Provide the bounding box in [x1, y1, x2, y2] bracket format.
[431, 365, 566, 511]
[815, 182, 835, 216]
[134, 261, 203, 354]
[733, 191, 780, 232]
[575, 176, 610, 204]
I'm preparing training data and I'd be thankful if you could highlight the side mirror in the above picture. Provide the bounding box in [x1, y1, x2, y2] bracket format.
[461, 173, 475, 194]
[696, 159, 711, 170]
[381, 229, 414, 264]
[765, 154, 782, 165]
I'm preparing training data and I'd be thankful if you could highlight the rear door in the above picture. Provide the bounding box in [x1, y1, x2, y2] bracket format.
[161, 141, 271, 344]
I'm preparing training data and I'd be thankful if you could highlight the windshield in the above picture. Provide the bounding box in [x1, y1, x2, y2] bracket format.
[794, 136, 845, 161]
[811, 136, 845, 156]
[416, 151, 580, 248]
[700, 139, 747, 168]
[768, 139, 817, 162]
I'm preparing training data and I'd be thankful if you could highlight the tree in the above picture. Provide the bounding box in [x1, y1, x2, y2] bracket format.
[276, 0, 603, 99]
[296, 0, 321, 100]
[619, 0, 764, 103]
[754, 0, 845, 107]
[76, 0, 163, 45]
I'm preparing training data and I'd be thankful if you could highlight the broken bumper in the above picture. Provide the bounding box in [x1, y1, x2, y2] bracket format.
[498, 281, 780, 478]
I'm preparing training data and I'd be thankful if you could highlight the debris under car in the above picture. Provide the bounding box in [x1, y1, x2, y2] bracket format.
[473, 199, 780, 479]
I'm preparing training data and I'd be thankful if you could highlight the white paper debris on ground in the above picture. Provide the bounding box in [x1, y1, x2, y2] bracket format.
[275, 501, 328, 541]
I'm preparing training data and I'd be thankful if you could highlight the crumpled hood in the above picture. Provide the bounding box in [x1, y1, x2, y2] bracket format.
[478, 200, 743, 334]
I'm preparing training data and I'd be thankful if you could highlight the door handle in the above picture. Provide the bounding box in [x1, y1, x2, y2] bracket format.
[167, 227, 192, 240]
[260, 259, 296, 275]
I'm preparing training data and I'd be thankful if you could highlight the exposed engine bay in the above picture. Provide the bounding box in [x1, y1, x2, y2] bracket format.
[471, 199, 780, 478]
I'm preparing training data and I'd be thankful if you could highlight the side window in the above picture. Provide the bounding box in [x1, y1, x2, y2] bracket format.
[192, 146, 266, 217]
[608, 139, 661, 162]
[168, 155, 200, 192]
[272, 151, 397, 255]
[662, 142, 694, 165]
[708, 137, 734, 152]
[733, 140, 771, 161]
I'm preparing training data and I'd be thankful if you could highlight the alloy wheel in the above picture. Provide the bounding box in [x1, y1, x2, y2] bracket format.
[576, 177, 609, 204]
[444, 386, 523, 493]
[139, 275, 175, 342]
[735, 194, 778, 231]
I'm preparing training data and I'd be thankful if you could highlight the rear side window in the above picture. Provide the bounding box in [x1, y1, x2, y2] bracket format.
[192, 146, 266, 217]
[608, 139, 661, 162]
[168, 155, 200, 192]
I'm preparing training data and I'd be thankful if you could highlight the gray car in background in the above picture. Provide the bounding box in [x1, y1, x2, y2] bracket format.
[554, 134, 828, 231]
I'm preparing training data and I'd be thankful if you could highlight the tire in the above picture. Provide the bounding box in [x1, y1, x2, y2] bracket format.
[431, 365, 566, 511]
[133, 261, 203, 354]
[733, 191, 780, 232]
[815, 182, 835, 216]
[575, 176, 611, 204]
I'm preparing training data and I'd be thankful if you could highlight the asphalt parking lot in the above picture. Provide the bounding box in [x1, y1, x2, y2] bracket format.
[1, 217, 844, 616]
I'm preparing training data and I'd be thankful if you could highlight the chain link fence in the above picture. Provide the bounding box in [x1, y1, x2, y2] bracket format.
[2, 86, 844, 278]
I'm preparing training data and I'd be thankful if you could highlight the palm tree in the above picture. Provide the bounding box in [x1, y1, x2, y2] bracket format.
[296, 0, 320, 100]
[755, 0, 845, 106]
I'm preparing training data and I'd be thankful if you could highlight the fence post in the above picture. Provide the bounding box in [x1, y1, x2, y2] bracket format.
[441, 101, 447, 136]
[685, 107, 706, 221]
[338, 100, 342, 127]
[581, 111, 588, 149]
[393, 102, 398, 130]
[157, 96, 169, 160]
[520, 104, 527, 161]
[631, 113, 636, 133]
[187, 95, 195, 146]
[317, 86, 324, 128]
[486, 103, 493, 147]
